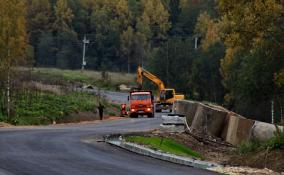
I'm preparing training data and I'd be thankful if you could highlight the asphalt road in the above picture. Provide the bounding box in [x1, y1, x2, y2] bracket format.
[0, 90, 219, 175]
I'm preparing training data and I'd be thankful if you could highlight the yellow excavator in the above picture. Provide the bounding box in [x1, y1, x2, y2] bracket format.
[137, 66, 185, 112]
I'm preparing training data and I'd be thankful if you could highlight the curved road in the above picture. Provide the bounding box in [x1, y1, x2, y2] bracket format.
[0, 116, 219, 175]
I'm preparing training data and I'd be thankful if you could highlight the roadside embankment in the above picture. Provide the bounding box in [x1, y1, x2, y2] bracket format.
[172, 100, 284, 172]
[104, 132, 283, 175]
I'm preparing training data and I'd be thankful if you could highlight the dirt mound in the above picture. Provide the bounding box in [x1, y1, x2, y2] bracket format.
[0, 122, 13, 127]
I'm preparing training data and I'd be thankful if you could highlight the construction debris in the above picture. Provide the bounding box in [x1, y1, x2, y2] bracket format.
[160, 114, 185, 133]
[209, 167, 281, 175]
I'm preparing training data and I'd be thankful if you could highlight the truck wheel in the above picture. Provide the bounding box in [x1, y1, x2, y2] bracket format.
[148, 113, 154, 118]
[130, 114, 138, 118]
[155, 104, 162, 113]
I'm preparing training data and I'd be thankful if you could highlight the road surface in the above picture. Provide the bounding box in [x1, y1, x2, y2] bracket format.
[0, 90, 219, 175]
[0, 116, 220, 175]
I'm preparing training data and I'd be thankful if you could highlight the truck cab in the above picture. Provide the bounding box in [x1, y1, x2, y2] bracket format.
[128, 91, 154, 118]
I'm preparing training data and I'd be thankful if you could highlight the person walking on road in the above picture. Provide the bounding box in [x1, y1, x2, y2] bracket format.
[98, 103, 105, 120]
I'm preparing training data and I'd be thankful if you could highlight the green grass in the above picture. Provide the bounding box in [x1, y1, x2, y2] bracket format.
[10, 91, 101, 125]
[125, 136, 203, 159]
[25, 67, 135, 89]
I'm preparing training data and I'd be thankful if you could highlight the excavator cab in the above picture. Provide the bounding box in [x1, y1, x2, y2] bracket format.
[160, 89, 174, 101]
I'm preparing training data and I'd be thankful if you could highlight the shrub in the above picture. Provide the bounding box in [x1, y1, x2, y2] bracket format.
[237, 140, 262, 155]
[264, 128, 284, 150]
[237, 128, 284, 154]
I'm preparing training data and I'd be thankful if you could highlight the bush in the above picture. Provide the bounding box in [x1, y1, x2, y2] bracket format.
[237, 140, 262, 155]
[264, 129, 284, 150]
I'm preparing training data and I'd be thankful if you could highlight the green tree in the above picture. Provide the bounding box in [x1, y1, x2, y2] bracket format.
[26, 0, 52, 45]
[53, 0, 74, 33]
[37, 32, 56, 66]
[190, 43, 225, 103]
[53, 0, 80, 69]
[135, 0, 171, 66]
[26, 0, 52, 66]
[138, 0, 171, 42]
[121, 26, 135, 73]
[216, 0, 284, 121]
[91, 0, 132, 70]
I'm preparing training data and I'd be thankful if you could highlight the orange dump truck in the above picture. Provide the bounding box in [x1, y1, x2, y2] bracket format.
[128, 91, 154, 118]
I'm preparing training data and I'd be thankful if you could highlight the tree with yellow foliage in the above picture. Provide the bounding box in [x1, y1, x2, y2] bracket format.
[0, 0, 28, 119]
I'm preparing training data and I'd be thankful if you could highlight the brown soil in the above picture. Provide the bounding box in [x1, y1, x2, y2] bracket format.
[147, 131, 234, 163]
[0, 116, 124, 128]
[140, 130, 284, 173]
[56, 111, 124, 124]
[57, 111, 99, 124]
[53, 116, 125, 126]
[230, 149, 284, 173]
[0, 122, 13, 127]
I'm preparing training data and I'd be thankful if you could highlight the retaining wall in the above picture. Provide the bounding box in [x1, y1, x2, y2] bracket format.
[173, 100, 283, 146]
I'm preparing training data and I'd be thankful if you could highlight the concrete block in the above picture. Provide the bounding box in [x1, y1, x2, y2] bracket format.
[172, 100, 199, 126]
[224, 114, 255, 145]
[252, 121, 284, 141]
[162, 114, 185, 125]
[190, 103, 227, 137]
[160, 124, 185, 133]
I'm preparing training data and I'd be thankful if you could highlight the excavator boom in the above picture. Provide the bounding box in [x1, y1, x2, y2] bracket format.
[137, 66, 165, 91]
[136, 66, 185, 112]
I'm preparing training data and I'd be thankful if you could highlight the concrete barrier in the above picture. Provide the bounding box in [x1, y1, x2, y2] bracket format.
[172, 100, 199, 126]
[174, 99, 283, 146]
[252, 121, 284, 141]
[160, 124, 185, 133]
[191, 103, 227, 137]
[160, 114, 185, 133]
[222, 113, 255, 145]
[161, 114, 185, 125]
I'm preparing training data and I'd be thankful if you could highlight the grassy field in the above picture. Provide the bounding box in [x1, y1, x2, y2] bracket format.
[26, 67, 136, 89]
[0, 89, 119, 125]
[125, 136, 203, 159]
[0, 67, 132, 125]
[8, 91, 102, 125]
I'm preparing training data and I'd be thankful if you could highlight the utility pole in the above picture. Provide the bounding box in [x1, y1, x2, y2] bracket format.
[194, 36, 198, 50]
[81, 35, 89, 71]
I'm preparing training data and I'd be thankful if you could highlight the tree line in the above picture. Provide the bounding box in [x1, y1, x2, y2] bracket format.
[0, 0, 283, 123]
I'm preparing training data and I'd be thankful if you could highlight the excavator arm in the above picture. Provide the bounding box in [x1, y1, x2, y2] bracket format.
[137, 66, 165, 91]
[136, 66, 185, 112]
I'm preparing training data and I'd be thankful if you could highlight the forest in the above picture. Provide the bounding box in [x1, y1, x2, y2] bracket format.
[0, 0, 284, 123]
